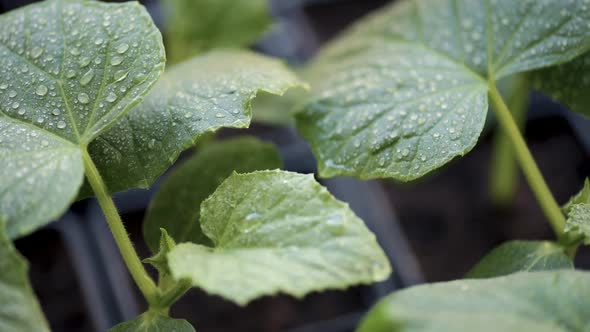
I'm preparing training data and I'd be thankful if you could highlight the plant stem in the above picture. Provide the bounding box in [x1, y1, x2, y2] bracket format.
[489, 77, 529, 208]
[488, 82, 566, 238]
[81, 147, 158, 304]
[157, 279, 192, 310]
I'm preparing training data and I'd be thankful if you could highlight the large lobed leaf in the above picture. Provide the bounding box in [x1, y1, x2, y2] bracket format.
[163, 0, 272, 63]
[0, 0, 166, 238]
[0, 223, 50, 332]
[167, 170, 391, 305]
[143, 137, 283, 252]
[296, 0, 590, 180]
[358, 270, 590, 332]
[87, 50, 305, 195]
[466, 241, 572, 279]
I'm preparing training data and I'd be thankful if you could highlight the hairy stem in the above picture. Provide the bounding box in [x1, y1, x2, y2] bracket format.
[81, 147, 158, 304]
[489, 77, 529, 207]
[157, 279, 192, 310]
[488, 82, 566, 238]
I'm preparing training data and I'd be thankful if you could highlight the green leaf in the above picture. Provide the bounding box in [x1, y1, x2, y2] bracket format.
[296, 0, 590, 180]
[565, 204, 590, 245]
[143, 136, 282, 253]
[562, 179, 590, 245]
[358, 270, 590, 332]
[0, 0, 165, 237]
[0, 223, 50, 332]
[87, 50, 305, 195]
[163, 0, 272, 63]
[466, 241, 572, 279]
[531, 54, 590, 118]
[563, 179, 590, 214]
[144, 229, 176, 277]
[109, 311, 195, 332]
[167, 170, 391, 305]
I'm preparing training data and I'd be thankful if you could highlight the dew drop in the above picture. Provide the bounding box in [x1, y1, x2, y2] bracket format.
[326, 214, 345, 235]
[36, 84, 48, 96]
[52, 108, 61, 116]
[78, 92, 90, 104]
[113, 70, 128, 82]
[66, 69, 77, 78]
[17, 108, 25, 115]
[57, 120, 67, 129]
[111, 56, 123, 66]
[12, 102, 20, 109]
[79, 57, 91, 68]
[0, 83, 7, 90]
[8, 90, 17, 98]
[37, 116, 45, 124]
[240, 213, 263, 233]
[70, 48, 81, 56]
[116, 43, 129, 54]
[80, 69, 94, 86]
[401, 148, 410, 157]
[41, 140, 49, 147]
[31, 46, 43, 59]
[106, 92, 117, 102]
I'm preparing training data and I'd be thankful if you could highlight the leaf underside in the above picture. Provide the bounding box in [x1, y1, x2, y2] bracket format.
[532, 53, 590, 118]
[358, 270, 590, 332]
[0, 224, 50, 332]
[0, 0, 165, 238]
[167, 170, 391, 305]
[296, 0, 590, 180]
[163, 0, 272, 63]
[109, 312, 195, 332]
[86, 50, 305, 196]
[466, 241, 572, 279]
[143, 136, 283, 253]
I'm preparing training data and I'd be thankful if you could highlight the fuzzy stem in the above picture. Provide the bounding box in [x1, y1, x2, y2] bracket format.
[489, 78, 529, 207]
[81, 147, 158, 304]
[488, 82, 566, 238]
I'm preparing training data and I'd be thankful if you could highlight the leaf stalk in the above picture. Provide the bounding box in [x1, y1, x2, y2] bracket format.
[488, 81, 566, 238]
[81, 147, 159, 305]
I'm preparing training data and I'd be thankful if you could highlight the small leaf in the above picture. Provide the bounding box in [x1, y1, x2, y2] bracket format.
[109, 311, 195, 332]
[0, 223, 50, 332]
[144, 229, 176, 277]
[358, 270, 590, 332]
[563, 179, 590, 214]
[143, 136, 282, 253]
[562, 179, 590, 245]
[0, 0, 165, 237]
[466, 241, 572, 279]
[87, 50, 305, 195]
[296, 0, 590, 180]
[164, 0, 272, 63]
[167, 170, 391, 305]
[565, 205, 590, 245]
[532, 54, 590, 118]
